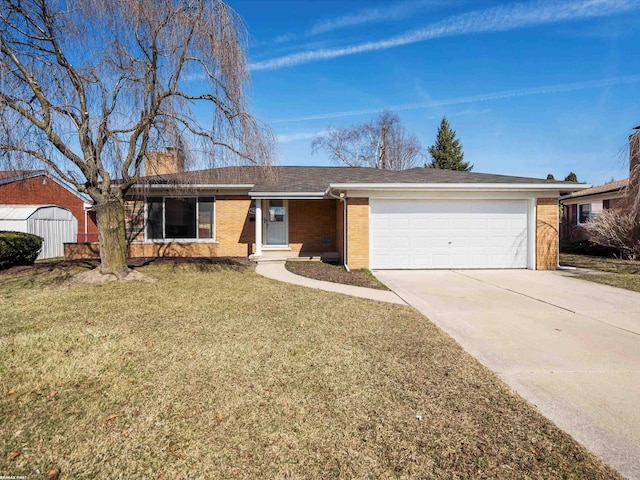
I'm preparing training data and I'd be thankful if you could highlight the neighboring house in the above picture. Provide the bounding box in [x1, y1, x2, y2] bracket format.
[0, 170, 98, 242]
[560, 179, 628, 226]
[559, 126, 639, 238]
[65, 153, 588, 270]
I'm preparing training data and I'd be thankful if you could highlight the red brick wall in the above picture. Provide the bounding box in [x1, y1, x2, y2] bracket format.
[288, 200, 338, 253]
[0, 175, 97, 241]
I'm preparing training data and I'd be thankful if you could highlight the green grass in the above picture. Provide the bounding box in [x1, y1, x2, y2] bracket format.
[0, 263, 622, 479]
[560, 253, 640, 293]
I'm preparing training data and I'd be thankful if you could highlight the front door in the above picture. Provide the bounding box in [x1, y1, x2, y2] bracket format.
[264, 199, 287, 246]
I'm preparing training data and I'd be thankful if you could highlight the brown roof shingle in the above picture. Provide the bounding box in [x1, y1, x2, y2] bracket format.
[560, 178, 627, 201]
[138, 165, 580, 193]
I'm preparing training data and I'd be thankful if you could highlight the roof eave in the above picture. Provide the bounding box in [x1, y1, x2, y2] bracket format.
[250, 191, 326, 199]
[132, 183, 255, 189]
[328, 182, 592, 191]
[559, 186, 627, 202]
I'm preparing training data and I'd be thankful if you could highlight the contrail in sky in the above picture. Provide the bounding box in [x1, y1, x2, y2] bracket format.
[251, 0, 639, 71]
[271, 74, 640, 123]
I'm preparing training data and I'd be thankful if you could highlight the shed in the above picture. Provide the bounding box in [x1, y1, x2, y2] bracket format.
[0, 205, 78, 259]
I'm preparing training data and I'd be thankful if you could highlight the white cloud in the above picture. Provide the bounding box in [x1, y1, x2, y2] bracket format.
[251, 0, 640, 71]
[271, 74, 640, 123]
[308, 0, 440, 36]
[270, 0, 440, 45]
[277, 131, 326, 143]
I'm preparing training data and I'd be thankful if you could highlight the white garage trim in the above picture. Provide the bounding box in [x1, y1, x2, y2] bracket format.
[369, 198, 535, 270]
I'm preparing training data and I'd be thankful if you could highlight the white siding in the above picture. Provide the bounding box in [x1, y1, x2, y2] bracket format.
[0, 205, 77, 259]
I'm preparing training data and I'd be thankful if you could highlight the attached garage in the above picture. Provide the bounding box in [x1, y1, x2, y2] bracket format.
[370, 199, 531, 269]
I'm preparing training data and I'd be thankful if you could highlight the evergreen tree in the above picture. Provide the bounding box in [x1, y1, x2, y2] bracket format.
[564, 172, 578, 182]
[546, 173, 555, 180]
[427, 116, 472, 171]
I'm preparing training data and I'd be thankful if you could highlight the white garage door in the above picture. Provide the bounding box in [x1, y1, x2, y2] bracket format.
[370, 199, 529, 269]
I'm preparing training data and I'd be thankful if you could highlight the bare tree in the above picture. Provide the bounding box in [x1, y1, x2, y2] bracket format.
[584, 128, 640, 260]
[628, 127, 640, 215]
[584, 209, 639, 260]
[312, 111, 422, 170]
[0, 0, 272, 278]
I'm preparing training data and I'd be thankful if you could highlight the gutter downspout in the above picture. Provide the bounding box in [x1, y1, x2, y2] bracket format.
[327, 188, 350, 272]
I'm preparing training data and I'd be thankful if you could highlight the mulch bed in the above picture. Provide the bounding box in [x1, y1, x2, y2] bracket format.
[286, 261, 388, 290]
[0, 256, 251, 276]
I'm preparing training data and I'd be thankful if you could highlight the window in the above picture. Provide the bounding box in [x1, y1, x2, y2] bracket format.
[268, 199, 285, 222]
[146, 197, 215, 240]
[578, 203, 591, 224]
[578, 202, 603, 224]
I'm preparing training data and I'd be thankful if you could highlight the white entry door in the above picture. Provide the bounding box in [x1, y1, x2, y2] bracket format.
[370, 199, 529, 269]
[264, 199, 287, 246]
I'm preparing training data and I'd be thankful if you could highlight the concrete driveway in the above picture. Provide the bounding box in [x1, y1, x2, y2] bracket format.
[374, 269, 640, 480]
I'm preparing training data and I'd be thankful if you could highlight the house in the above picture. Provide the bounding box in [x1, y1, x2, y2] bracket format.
[559, 126, 639, 236]
[560, 178, 627, 226]
[0, 170, 98, 242]
[65, 152, 589, 270]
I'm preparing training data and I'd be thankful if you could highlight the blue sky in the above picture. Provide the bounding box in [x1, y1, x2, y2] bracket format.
[229, 0, 640, 186]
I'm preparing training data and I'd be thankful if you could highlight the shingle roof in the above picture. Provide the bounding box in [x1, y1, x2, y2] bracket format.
[0, 170, 37, 182]
[138, 165, 579, 193]
[560, 178, 627, 201]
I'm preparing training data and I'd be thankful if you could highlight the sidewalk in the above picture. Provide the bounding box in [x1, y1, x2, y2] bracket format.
[255, 262, 406, 305]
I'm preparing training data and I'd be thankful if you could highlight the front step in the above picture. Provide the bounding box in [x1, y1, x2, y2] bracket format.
[250, 251, 340, 265]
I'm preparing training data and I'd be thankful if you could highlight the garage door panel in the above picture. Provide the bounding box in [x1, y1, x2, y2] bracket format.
[370, 199, 529, 269]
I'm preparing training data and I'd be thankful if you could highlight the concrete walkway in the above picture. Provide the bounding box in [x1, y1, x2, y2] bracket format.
[255, 262, 406, 305]
[375, 269, 640, 480]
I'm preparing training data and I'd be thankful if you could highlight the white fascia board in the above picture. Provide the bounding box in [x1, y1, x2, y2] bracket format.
[250, 191, 325, 199]
[351, 190, 566, 201]
[143, 183, 255, 189]
[329, 182, 592, 192]
[559, 189, 626, 204]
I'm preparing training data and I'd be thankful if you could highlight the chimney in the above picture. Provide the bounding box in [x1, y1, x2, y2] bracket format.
[144, 147, 185, 176]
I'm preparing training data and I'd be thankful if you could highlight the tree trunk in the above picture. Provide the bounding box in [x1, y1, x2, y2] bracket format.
[95, 193, 129, 278]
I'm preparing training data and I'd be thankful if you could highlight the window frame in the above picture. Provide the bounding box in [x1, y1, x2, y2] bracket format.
[577, 202, 605, 225]
[577, 203, 591, 225]
[144, 195, 216, 243]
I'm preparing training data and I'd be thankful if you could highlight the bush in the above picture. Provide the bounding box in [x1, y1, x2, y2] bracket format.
[0, 231, 44, 269]
[560, 240, 620, 258]
[584, 210, 640, 260]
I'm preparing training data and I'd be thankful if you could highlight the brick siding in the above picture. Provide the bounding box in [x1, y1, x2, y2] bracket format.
[66, 196, 255, 260]
[536, 198, 559, 270]
[346, 198, 369, 269]
[288, 199, 337, 254]
[336, 200, 345, 263]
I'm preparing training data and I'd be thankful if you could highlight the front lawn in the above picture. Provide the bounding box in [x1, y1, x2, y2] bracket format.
[560, 253, 640, 293]
[0, 262, 621, 479]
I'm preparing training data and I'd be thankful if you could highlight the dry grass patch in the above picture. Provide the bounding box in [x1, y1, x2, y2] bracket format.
[560, 253, 640, 293]
[0, 263, 621, 479]
[286, 261, 388, 290]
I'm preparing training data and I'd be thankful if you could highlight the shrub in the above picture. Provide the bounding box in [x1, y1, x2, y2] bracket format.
[559, 240, 620, 258]
[0, 231, 44, 269]
[584, 210, 640, 260]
